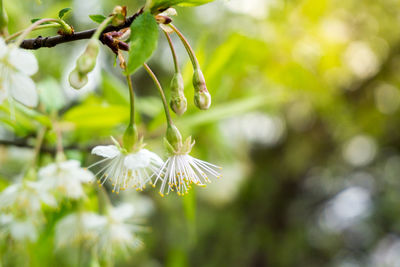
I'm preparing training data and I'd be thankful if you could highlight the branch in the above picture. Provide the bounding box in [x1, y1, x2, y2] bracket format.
[19, 8, 143, 50]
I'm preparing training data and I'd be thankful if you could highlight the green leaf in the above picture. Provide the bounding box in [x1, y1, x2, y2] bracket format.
[31, 18, 52, 24]
[127, 12, 158, 75]
[147, 0, 214, 13]
[89, 14, 107, 24]
[58, 8, 72, 19]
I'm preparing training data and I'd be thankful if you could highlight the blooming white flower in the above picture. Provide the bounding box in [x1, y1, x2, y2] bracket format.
[55, 203, 142, 257]
[38, 160, 94, 199]
[154, 136, 222, 197]
[0, 180, 57, 213]
[90, 137, 163, 194]
[0, 37, 39, 107]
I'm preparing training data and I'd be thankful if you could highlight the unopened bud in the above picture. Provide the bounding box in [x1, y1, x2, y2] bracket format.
[68, 69, 88, 89]
[194, 90, 211, 110]
[76, 39, 100, 74]
[192, 68, 207, 93]
[111, 6, 126, 27]
[169, 73, 186, 115]
[166, 124, 182, 151]
[192, 68, 211, 110]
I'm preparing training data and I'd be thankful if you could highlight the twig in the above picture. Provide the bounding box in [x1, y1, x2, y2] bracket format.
[18, 8, 143, 50]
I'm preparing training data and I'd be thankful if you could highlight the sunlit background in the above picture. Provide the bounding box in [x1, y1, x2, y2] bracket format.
[1, 0, 400, 266]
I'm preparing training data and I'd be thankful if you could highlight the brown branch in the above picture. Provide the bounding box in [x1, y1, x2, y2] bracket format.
[0, 139, 93, 154]
[19, 8, 143, 50]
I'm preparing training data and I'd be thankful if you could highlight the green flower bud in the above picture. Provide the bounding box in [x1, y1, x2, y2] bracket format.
[166, 124, 182, 151]
[192, 68, 211, 110]
[0, 0, 8, 36]
[76, 39, 100, 74]
[123, 124, 138, 152]
[192, 68, 207, 93]
[68, 69, 88, 89]
[169, 73, 187, 115]
[194, 90, 211, 110]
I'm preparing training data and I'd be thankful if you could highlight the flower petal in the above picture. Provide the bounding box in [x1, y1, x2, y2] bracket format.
[0, 38, 7, 58]
[9, 72, 38, 107]
[124, 150, 151, 169]
[91, 145, 120, 158]
[9, 48, 38, 76]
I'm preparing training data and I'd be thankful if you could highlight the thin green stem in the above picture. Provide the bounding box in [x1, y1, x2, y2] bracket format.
[92, 16, 113, 40]
[14, 18, 70, 47]
[5, 23, 60, 42]
[125, 74, 135, 126]
[169, 23, 200, 69]
[143, 63, 173, 126]
[164, 31, 180, 73]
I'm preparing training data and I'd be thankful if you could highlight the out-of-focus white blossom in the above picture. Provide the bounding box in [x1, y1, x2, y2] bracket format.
[90, 137, 163, 193]
[0, 214, 38, 242]
[55, 203, 142, 257]
[38, 160, 94, 199]
[0, 180, 57, 212]
[0, 37, 39, 107]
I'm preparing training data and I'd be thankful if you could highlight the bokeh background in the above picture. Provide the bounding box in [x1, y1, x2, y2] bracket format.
[1, 0, 400, 266]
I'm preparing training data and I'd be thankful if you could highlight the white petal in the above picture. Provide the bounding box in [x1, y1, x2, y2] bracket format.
[141, 149, 164, 165]
[60, 160, 81, 170]
[9, 72, 38, 107]
[91, 145, 120, 158]
[0, 38, 7, 58]
[9, 48, 38, 76]
[0, 80, 7, 104]
[124, 150, 151, 169]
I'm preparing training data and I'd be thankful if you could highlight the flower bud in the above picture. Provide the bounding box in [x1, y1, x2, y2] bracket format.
[76, 39, 100, 74]
[111, 6, 126, 27]
[166, 124, 182, 151]
[169, 73, 187, 115]
[192, 68, 207, 93]
[194, 90, 211, 110]
[68, 69, 88, 89]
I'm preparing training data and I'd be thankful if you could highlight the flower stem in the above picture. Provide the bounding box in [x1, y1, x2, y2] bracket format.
[143, 63, 173, 126]
[92, 16, 113, 40]
[31, 127, 47, 168]
[164, 31, 180, 73]
[0, 0, 8, 36]
[125, 73, 135, 126]
[169, 23, 200, 70]
[5, 23, 61, 42]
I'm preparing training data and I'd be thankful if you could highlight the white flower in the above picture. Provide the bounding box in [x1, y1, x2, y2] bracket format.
[0, 180, 57, 213]
[0, 214, 39, 242]
[154, 137, 222, 197]
[55, 204, 142, 257]
[0, 37, 39, 107]
[38, 160, 94, 199]
[90, 137, 163, 194]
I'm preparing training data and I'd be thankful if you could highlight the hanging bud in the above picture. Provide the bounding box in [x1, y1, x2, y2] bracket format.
[194, 90, 211, 110]
[111, 6, 127, 27]
[192, 68, 211, 110]
[169, 73, 187, 115]
[76, 39, 100, 74]
[123, 124, 138, 152]
[68, 69, 88, 89]
[166, 124, 182, 151]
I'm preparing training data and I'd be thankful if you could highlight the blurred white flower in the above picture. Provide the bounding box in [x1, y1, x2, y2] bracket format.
[0, 214, 38, 242]
[90, 137, 163, 194]
[38, 160, 94, 199]
[0, 37, 39, 107]
[55, 203, 142, 257]
[154, 137, 222, 197]
[0, 180, 57, 213]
